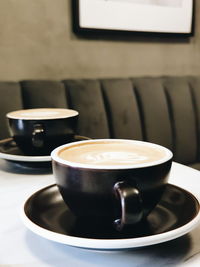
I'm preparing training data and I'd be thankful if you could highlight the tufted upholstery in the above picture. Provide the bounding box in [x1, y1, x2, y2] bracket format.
[0, 76, 200, 170]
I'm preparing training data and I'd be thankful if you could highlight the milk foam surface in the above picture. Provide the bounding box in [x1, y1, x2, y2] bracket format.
[58, 141, 167, 166]
[7, 108, 78, 120]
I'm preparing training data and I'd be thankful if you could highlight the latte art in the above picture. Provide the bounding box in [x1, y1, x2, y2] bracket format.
[84, 151, 148, 164]
[57, 140, 170, 168]
[20, 111, 60, 117]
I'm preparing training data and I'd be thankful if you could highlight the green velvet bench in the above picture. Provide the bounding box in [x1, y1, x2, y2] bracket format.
[0, 76, 200, 170]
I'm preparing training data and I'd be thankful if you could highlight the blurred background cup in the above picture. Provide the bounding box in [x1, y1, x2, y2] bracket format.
[6, 108, 79, 156]
[51, 139, 173, 231]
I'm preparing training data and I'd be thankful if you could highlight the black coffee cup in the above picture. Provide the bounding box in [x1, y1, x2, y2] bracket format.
[51, 139, 173, 231]
[6, 108, 79, 156]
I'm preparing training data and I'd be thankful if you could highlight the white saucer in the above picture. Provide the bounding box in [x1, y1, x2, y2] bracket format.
[21, 183, 200, 250]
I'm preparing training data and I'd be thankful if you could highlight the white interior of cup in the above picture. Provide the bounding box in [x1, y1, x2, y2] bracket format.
[51, 139, 173, 170]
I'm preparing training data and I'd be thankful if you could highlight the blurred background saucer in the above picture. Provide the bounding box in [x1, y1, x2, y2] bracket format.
[0, 138, 51, 169]
[0, 135, 90, 170]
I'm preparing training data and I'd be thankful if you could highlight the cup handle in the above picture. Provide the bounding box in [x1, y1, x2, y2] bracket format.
[32, 124, 45, 148]
[114, 181, 143, 231]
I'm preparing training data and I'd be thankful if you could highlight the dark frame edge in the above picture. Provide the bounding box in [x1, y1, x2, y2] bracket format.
[72, 0, 195, 38]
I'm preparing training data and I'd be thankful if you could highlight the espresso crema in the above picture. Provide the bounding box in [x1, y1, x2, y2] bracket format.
[57, 140, 171, 167]
[7, 108, 78, 120]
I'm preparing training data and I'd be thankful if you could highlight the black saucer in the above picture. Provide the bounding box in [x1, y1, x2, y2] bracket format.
[21, 183, 200, 250]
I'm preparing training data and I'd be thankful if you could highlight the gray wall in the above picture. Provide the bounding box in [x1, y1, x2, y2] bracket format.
[0, 0, 199, 81]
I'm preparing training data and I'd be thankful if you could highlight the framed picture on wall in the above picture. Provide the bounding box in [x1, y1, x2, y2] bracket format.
[73, 0, 194, 36]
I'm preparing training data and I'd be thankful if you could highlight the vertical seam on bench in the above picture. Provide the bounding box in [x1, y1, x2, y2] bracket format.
[100, 80, 113, 138]
[163, 84, 176, 161]
[189, 80, 200, 162]
[133, 84, 146, 142]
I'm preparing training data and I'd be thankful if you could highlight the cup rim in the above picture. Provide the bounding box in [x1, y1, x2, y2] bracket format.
[6, 108, 79, 120]
[51, 139, 173, 170]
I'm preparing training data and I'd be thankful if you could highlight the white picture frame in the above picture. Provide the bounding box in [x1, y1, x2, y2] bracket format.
[74, 0, 194, 35]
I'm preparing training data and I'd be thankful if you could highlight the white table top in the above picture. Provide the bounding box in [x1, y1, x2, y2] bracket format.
[1, 159, 200, 267]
